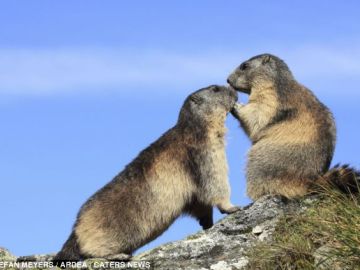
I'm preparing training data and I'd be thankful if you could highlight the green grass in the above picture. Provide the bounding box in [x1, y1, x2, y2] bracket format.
[246, 187, 360, 270]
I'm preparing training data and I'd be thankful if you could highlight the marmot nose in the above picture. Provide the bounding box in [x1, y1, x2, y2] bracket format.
[227, 78, 230, 84]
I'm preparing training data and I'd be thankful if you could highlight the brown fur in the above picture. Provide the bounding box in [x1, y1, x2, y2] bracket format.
[228, 54, 358, 200]
[54, 85, 239, 261]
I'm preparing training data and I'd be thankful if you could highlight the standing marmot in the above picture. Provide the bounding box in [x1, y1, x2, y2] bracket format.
[54, 85, 239, 261]
[227, 53, 359, 200]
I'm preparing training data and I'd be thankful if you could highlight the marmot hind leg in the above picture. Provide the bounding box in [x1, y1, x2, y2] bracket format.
[185, 201, 214, 230]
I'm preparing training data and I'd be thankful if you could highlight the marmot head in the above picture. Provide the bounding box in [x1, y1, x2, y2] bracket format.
[178, 85, 238, 125]
[227, 54, 293, 94]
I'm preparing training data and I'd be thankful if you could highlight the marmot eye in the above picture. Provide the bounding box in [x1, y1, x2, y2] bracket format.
[239, 62, 249, 70]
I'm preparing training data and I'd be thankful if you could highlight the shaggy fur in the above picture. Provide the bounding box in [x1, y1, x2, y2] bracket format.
[54, 85, 239, 261]
[228, 54, 359, 200]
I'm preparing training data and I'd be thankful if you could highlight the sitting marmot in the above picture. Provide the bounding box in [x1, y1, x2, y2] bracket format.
[228, 53, 359, 200]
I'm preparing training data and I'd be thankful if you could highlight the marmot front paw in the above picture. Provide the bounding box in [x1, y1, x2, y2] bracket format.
[219, 206, 242, 214]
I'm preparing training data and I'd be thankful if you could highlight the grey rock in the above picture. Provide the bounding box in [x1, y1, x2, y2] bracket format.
[0, 247, 16, 261]
[252, 225, 263, 235]
[17, 254, 55, 262]
[133, 195, 304, 270]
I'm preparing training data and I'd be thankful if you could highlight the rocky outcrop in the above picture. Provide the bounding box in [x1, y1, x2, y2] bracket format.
[0, 196, 315, 269]
[133, 195, 309, 270]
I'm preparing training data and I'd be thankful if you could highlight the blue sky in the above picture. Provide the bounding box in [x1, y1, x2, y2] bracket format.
[0, 0, 359, 256]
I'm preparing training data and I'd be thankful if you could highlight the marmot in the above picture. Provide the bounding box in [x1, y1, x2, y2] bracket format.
[54, 85, 239, 261]
[227, 53, 359, 200]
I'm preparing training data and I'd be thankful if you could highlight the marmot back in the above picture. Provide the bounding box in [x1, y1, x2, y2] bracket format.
[228, 54, 359, 199]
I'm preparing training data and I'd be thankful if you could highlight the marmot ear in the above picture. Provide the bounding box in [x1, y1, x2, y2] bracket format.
[190, 95, 204, 105]
[262, 55, 272, 64]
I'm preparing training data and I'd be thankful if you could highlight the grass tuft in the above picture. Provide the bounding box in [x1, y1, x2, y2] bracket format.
[246, 187, 360, 270]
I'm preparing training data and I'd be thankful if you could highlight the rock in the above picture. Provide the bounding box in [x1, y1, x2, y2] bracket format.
[17, 254, 55, 262]
[0, 247, 16, 261]
[0, 195, 310, 270]
[209, 261, 232, 270]
[258, 230, 270, 242]
[133, 195, 304, 269]
[252, 225, 263, 235]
